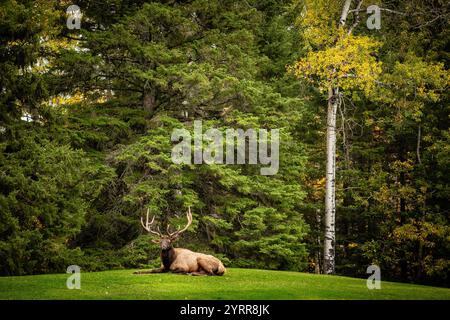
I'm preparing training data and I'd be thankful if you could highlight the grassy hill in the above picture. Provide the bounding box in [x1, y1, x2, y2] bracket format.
[0, 268, 449, 300]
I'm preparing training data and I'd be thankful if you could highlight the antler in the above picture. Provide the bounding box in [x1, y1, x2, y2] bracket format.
[167, 206, 192, 238]
[140, 208, 162, 237]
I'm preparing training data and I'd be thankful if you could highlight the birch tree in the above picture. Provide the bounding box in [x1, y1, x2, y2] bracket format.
[290, 0, 382, 274]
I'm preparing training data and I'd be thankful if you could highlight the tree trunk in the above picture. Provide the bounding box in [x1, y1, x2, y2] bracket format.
[324, 87, 339, 274]
[323, 0, 352, 275]
[315, 209, 322, 274]
[339, 0, 352, 26]
[143, 87, 156, 114]
[416, 125, 422, 164]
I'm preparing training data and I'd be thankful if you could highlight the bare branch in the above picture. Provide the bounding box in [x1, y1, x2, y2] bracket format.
[417, 125, 422, 164]
[348, 0, 364, 35]
[349, 7, 406, 15]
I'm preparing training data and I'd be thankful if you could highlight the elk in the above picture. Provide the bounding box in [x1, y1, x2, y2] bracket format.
[134, 207, 226, 276]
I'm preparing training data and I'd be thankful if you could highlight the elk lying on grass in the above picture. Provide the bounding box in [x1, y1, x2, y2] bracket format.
[134, 207, 226, 276]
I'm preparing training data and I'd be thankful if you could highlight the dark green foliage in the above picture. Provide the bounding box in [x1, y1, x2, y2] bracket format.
[0, 130, 113, 275]
[0, 0, 59, 124]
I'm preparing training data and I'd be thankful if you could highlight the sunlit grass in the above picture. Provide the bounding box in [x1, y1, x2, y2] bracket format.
[0, 268, 449, 300]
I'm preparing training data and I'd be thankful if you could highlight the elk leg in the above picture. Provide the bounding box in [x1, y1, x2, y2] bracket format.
[171, 267, 190, 275]
[188, 271, 208, 276]
[196, 257, 215, 275]
[133, 266, 166, 274]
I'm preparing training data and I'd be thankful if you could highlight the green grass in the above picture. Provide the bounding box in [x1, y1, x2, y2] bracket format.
[0, 268, 449, 300]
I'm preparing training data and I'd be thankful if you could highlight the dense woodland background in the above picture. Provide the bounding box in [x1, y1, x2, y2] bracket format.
[0, 0, 449, 287]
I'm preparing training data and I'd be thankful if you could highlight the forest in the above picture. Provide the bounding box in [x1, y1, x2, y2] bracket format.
[0, 0, 449, 288]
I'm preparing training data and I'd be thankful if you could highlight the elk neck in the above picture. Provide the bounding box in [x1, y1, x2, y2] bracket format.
[161, 246, 175, 269]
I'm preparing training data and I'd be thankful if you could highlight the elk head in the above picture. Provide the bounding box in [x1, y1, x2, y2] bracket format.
[140, 207, 192, 250]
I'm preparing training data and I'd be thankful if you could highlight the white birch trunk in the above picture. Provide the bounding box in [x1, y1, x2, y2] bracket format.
[323, 0, 352, 275]
[323, 87, 338, 274]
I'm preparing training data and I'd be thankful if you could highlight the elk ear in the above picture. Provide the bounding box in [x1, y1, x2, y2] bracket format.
[151, 239, 160, 244]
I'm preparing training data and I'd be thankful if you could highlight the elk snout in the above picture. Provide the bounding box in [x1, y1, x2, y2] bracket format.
[159, 237, 172, 250]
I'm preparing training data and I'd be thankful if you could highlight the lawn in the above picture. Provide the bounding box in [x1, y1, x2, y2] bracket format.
[0, 268, 449, 300]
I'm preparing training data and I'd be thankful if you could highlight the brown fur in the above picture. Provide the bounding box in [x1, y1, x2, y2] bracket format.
[134, 246, 226, 276]
[169, 248, 226, 275]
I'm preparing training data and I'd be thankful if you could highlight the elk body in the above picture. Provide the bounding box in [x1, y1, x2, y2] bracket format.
[134, 207, 226, 276]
